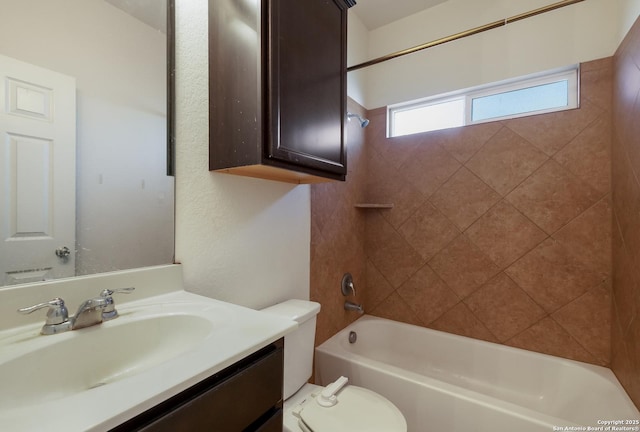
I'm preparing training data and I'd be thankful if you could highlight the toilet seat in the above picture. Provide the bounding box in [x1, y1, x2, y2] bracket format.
[292, 383, 407, 432]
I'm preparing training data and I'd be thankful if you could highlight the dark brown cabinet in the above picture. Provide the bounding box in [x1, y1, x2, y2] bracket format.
[110, 339, 284, 432]
[209, 0, 355, 184]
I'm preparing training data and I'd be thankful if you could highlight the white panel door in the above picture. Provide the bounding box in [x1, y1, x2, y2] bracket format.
[0, 54, 76, 285]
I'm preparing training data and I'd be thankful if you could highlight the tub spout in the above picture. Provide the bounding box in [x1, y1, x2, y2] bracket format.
[344, 301, 364, 314]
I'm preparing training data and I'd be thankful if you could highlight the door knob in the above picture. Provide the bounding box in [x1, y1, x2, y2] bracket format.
[55, 246, 71, 258]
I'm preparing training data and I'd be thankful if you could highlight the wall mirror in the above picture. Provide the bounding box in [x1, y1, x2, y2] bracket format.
[0, 0, 175, 287]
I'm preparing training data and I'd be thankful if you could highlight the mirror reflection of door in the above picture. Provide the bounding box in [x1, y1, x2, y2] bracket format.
[0, 0, 173, 288]
[0, 54, 76, 285]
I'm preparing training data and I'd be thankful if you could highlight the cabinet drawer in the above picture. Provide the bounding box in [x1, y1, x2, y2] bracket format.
[112, 340, 284, 432]
[254, 409, 283, 432]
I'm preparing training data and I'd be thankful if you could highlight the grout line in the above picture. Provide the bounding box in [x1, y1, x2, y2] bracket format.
[548, 193, 611, 245]
[418, 299, 464, 329]
[395, 291, 422, 325]
[549, 313, 605, 365]
[351, 84, 617, 361]
[459, 295, 501, 342]
[612, 293, 634, 344]
[501, 270, 547, 312]
[552, 109, 605, 158]
[502, 314, 545, 345]
[424, 230, 463, 268]
[365, 258, 400, 309]
[619, 124, 640, 192]
[429, 167, 499, 232]
[424, 160, 465, 202]
[438, 122, 505, 165]
[612, 208, 639, 286]
[373, 214, 426, 286]
[501, 123, 554, 158]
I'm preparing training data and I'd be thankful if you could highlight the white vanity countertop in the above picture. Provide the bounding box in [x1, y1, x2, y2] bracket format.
[0, 290, 297, 431]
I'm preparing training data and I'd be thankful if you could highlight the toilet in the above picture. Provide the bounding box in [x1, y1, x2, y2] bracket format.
[261, 299, 407, 432]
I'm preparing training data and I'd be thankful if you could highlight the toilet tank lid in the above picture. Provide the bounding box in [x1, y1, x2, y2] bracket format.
[261, 299, 321, 323]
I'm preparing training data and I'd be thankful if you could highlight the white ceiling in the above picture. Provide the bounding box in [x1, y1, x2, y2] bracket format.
[351, 0, 449, 30]
[104, 0, 167, 33]
[105, 0, 439, 34]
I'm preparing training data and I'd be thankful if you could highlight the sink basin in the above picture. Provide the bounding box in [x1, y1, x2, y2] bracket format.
[0, 289, 296, 432]
[0, 313, 212, 410]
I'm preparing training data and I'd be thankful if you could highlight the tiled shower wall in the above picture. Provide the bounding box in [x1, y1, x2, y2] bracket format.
[611, 17, 640, 407]
[362, 58, 612, 366]
[311, 58, 613, 366]
[310, 98, 368, 345]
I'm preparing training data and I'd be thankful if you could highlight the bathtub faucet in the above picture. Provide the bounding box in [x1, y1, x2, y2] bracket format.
[344, 301, 364, 314]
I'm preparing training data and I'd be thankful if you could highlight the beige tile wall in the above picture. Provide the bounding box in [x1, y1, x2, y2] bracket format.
[361, 58, 613, 366]
[310, 98, 368, 346]
[612, 17, 640, 407]
[311, 59, 613, 368]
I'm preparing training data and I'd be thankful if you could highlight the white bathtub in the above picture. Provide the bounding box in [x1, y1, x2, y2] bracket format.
[315, 316, 640, 432]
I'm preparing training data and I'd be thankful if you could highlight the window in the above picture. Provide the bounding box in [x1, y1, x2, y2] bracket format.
[391, 98, 465, 136]
[388, 66, 579, 138]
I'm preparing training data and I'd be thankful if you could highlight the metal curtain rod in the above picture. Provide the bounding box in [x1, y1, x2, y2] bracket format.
[347, 0, 585, 72]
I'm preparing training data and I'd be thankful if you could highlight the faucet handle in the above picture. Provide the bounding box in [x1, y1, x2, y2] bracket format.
[100, 287, 135, 297]
[100, 287, 135, 320]
[341, 273, 356, 296]
[18, 297, 69, 325]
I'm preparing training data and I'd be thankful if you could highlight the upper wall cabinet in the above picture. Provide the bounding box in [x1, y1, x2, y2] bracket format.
[209, 0, 355, 184]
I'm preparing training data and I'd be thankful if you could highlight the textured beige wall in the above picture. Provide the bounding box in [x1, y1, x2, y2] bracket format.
[174, 0, 310, 308]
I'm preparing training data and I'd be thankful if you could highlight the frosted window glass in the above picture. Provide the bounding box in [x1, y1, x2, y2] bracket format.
[387, 66, 577, 138]
[471, 80, 568, 122]
[392, 99, 465, 137]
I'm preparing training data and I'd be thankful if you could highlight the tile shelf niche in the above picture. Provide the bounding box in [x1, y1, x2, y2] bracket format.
[354, 203, 394, 209]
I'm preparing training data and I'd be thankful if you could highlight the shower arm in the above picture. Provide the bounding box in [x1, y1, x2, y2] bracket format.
[346, 112, 370, 128]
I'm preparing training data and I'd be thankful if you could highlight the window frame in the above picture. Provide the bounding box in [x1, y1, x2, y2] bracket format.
[387, 65, 580, 138]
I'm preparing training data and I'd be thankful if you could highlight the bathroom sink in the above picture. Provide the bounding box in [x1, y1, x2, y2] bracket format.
[0, 313, 212, 410]
[0, 290, 297, 432]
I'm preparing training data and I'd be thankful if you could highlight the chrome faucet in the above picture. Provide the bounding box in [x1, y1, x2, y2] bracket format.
[71, 296, 109, 330]
[342, 274, 363, 314]
[344, 301, 364, 314]
[71, 287, 135, 329]
[18, 287, 135, 334]
[17, 298, 71, 335]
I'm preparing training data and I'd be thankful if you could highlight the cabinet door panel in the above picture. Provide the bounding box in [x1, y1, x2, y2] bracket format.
[209, 0, 262, 169]
[136, 346, 283, 432]
[266, 0, 347, 175]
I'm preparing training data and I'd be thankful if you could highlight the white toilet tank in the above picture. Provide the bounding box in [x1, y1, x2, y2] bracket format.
[261, 299, 321, 400]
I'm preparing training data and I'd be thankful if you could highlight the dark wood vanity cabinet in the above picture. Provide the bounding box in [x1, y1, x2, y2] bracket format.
[209, 0, 356, 184]
[111, 339, 284, 432]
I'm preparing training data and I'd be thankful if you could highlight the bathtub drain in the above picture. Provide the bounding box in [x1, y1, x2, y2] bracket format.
[348, 331, 357, 344]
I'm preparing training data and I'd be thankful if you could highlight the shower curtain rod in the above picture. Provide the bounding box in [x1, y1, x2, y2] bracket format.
[347, 0, 585, 72]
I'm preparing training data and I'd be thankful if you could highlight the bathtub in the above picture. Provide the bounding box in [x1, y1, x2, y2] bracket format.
[315, 316, 640, 432]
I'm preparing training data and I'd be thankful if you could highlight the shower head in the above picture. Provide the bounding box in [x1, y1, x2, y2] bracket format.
[347, 112, 370, 128]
